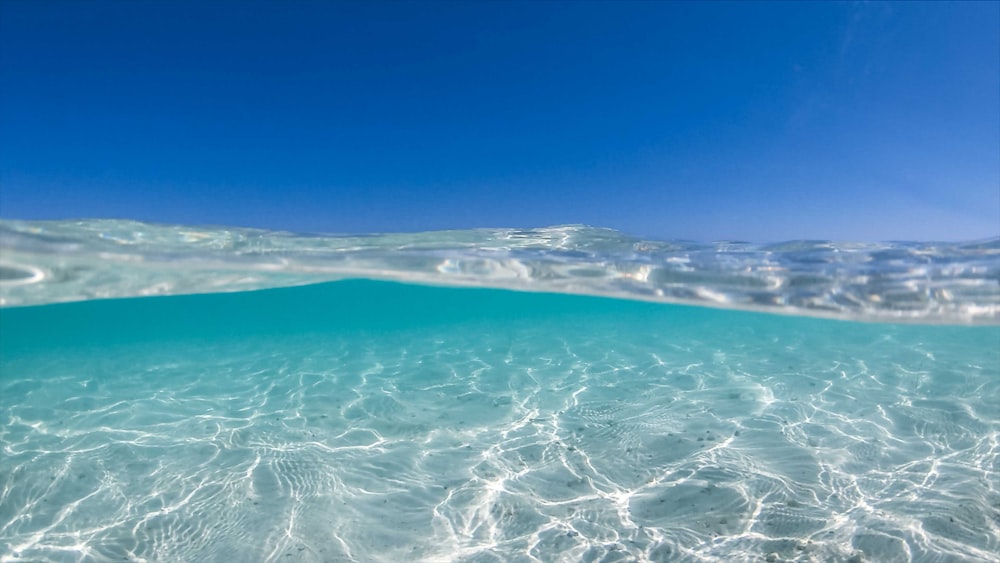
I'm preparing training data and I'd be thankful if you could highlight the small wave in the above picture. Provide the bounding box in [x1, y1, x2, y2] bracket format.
[1, 219, 997, 324]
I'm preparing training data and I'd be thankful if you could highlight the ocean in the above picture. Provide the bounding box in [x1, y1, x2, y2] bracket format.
[1, 220, 998, 562]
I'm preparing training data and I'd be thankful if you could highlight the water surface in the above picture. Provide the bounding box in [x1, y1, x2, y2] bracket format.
[1, 221, 998, 562]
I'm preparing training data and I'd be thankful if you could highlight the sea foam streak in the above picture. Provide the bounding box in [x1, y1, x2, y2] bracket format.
[1, 219, 997, 323]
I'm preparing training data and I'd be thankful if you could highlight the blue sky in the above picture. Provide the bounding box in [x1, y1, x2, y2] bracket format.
[1, 1, 997, 241]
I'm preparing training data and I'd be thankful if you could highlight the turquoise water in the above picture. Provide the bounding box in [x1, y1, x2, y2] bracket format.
[1, 221, 999, 562]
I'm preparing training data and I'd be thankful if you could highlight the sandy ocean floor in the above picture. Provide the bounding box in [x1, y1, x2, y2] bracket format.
[2, 280, 997, 562]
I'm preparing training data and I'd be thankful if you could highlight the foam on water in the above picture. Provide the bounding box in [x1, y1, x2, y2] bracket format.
[1, 220, 999, 562]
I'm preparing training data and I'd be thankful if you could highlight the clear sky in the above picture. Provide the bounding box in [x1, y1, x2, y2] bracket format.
[1, 1, 997, 242]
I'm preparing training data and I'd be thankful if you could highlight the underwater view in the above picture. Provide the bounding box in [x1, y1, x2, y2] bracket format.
[0, 219, 998, 562]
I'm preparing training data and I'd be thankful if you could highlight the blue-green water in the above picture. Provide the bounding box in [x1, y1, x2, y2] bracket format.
[2, 280, 998, 562]
[1, 221, 999, 561]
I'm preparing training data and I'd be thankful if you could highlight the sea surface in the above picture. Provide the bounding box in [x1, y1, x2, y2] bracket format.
[1, 220, 998, 562]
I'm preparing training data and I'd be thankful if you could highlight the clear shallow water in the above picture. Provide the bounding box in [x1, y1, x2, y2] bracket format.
[1, 222, 999, 562]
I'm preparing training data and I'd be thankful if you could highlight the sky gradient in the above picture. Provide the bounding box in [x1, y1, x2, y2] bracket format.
[1, 0, 997, 241]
